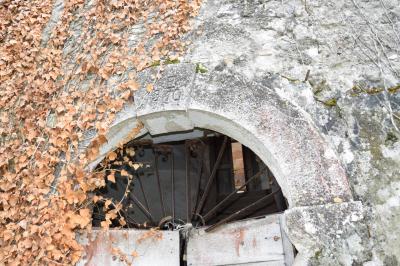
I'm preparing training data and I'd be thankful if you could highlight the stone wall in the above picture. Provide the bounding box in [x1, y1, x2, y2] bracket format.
[180, 1, 399, 264]
[46, 0, 400, 265]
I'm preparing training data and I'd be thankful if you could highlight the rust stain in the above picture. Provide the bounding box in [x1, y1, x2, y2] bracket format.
[110, 234, 117, 244]
[136, 229, 163, 244]
[84, 231, 113, 266]
[234, 228, 245, 257]
[252, 236, 257, 248]
[83, 232, 104, 266]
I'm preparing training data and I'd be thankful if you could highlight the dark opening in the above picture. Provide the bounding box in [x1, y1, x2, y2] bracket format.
[91, 129, 287, 231]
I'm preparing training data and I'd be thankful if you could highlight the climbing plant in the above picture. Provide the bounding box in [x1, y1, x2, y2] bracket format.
[0, 0, 201, 264]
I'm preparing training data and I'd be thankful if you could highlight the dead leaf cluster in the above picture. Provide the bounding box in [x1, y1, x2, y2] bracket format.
[0, 0, 201, 264]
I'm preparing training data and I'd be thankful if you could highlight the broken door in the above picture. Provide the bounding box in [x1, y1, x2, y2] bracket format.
[186, 214, 293, 266]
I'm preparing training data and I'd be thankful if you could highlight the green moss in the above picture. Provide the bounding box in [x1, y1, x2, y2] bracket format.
[323, 98, 337, 107]
[388, 84, 400, 94]
[314, 249, 322, 259]
[385, 132, 399, 144]
[165, 58, 180, 65]
[350, 85, 361, 97]
[359, 120, 383, 161]
[366, 87, 384, 94]
[350, 84, 400, 96]
[150, 60, 161, 67]
[351, 85, 383, 95]
[314, 96, 338, 108]
[149, 58, 180, 68]
[195, 63, 208, 74]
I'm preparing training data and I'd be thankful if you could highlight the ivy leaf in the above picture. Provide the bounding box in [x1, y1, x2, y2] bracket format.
[107, 172, 116, 183]
[146, 83, 154, 92]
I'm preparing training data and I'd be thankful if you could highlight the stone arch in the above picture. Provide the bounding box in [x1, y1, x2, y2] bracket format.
[90, 64, 364, 263]
[95, 64, 353, 208]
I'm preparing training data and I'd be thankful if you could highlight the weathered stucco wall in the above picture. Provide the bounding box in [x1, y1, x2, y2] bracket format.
[46, 0, 400, 265]
[181, 1, 400, 265]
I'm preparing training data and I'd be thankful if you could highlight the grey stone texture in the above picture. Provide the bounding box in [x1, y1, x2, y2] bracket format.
[46, 0, 400, 265]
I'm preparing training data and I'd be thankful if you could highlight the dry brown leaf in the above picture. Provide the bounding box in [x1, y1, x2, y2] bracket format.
[107, 172, 116, 183]
[105, 199, 112, 209]
[146, 83, 154, 92]
[108, 151, 118, 161]
[93, 195, 102, 203]
[0, 0, 202, 263]
[125, 147, 135, 156]
[126, 80, 140, 91]
[120, 169, 129, 176]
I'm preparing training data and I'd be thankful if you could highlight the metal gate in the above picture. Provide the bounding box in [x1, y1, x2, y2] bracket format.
[86, 131, 294, 265]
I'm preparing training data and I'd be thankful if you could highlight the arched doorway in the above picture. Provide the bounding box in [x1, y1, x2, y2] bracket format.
[92, 129, 287, 230]
[89, 129, 293, 265]
[90, 64, 354, 207]
[81, 64, 363, 265]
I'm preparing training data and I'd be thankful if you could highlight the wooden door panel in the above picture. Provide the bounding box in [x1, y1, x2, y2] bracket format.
[77, 229, 180, 266]
[186, 214, 285, 266]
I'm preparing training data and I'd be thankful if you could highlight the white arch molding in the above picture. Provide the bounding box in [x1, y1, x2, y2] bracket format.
[91, 64, 364, 264]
